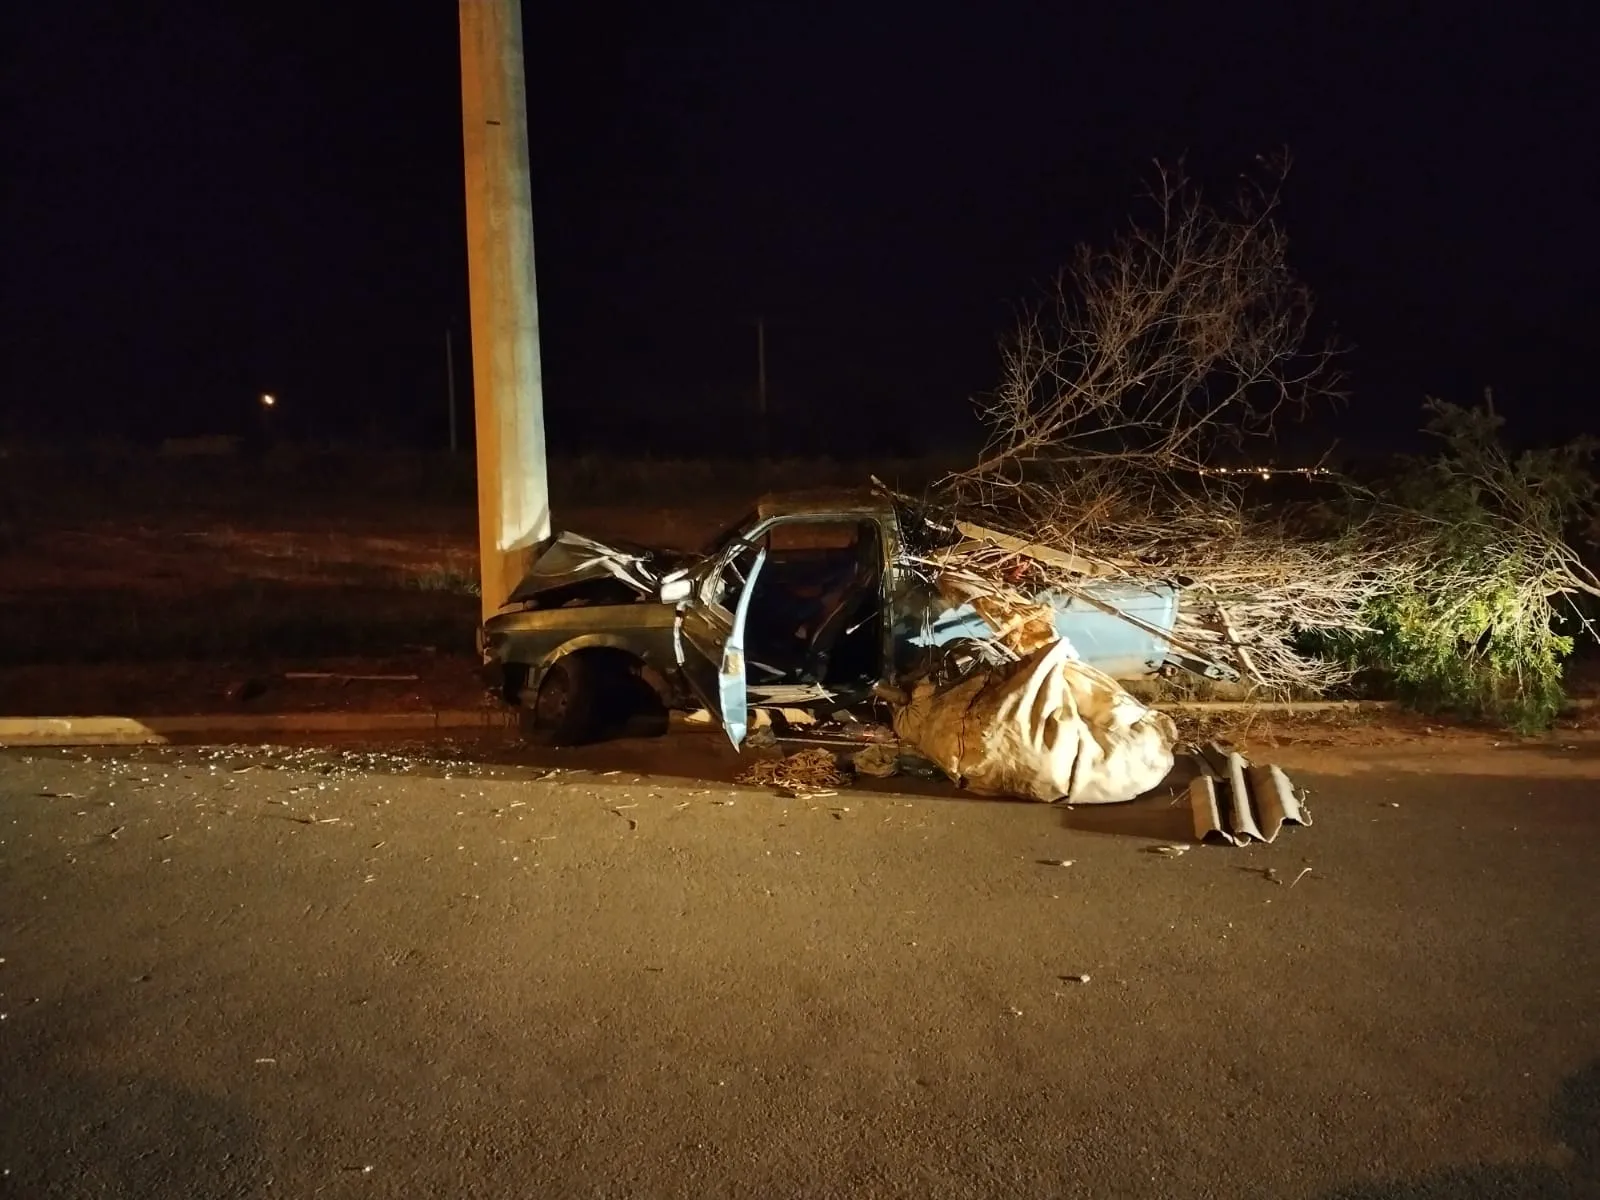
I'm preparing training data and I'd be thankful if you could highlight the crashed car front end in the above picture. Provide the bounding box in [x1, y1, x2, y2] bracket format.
[480, 531, 703, 723]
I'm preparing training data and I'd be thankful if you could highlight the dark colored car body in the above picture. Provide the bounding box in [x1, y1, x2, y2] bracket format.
[481, 487, 1190, 746]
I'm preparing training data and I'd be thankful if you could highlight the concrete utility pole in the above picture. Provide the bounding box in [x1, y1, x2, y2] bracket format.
[458, 0, 550, 624]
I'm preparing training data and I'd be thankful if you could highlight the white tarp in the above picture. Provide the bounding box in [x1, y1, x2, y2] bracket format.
[891, 638, 1178, 804]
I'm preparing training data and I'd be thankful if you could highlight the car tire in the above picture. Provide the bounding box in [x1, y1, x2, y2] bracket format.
[521, 656, 601, 746]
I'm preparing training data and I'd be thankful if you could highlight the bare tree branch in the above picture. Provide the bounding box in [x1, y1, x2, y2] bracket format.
[917, 158, 1377, 695]
[956, 156, 1341, 495]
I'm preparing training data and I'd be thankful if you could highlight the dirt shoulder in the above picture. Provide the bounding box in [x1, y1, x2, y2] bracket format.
[0, 655, 491, 718]
[1195, 704, 1600, 779]
[9, 653, 1600, 781]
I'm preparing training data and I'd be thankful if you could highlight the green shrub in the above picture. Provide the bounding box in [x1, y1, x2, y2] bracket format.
[1353, 574, 1572, 733]
[1333, 397, 1596, 731]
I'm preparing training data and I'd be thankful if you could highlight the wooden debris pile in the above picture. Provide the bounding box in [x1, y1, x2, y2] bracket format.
[890, 488, 1405, 696]
[736, 747, 848, 797]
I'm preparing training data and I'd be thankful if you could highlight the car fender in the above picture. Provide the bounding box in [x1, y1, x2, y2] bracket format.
[530, 633, 678, 707]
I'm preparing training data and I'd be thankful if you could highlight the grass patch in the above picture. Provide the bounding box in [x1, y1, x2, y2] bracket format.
[408, 567, 481, 596]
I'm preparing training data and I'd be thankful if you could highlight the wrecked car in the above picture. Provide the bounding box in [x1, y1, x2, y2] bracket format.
[480, 487, 1205, 746]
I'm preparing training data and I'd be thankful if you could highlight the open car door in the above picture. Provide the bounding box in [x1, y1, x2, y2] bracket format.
[677, 543, 767, 748]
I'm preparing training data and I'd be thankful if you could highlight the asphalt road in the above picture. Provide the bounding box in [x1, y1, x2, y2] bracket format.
[1, 735, 1596, 1199]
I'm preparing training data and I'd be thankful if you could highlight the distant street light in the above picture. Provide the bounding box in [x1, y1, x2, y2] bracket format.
[260, 393, 277, 408]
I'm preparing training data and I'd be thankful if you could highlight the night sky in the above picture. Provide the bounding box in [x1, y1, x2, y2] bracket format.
[6, 2, 1597, 457]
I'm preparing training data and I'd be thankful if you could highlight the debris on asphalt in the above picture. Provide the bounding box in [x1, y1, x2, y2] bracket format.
[736, 747, 848, 797]
[1148, 843, 1190, 857]
[1060, 973, 1092, 984]
[1189, 743, 1312, 847]
[1289, 866, 1313, 888]
[850, 743, 900, 778]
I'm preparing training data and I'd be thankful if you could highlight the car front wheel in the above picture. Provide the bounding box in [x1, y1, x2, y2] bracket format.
[521, 656, 601, 746]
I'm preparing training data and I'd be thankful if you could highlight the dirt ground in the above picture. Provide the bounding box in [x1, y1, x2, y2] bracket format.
[1184, 704, 1600, 774]
[1, 732, 1596, 1198]
[0, 500, 733, 603]
[0, 494, 736, 714]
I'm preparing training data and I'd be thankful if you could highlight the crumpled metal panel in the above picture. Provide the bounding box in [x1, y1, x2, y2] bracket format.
[908, 581, 1181, 679]
[508, 531, 676, 601]
[1190, 744, 1312, 846]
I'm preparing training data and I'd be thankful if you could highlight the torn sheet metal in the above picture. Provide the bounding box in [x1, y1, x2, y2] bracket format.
[908, 579, 1184, 680]
[1189, 743, 1312, 845]
[509, 531, 681, 602]
[747, 682, 836, 707]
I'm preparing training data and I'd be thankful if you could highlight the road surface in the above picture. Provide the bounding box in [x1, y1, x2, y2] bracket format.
[1, 734, 1597, 1198]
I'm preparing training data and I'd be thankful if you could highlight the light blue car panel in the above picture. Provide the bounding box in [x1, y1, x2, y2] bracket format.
[909, 581, 1180, 679]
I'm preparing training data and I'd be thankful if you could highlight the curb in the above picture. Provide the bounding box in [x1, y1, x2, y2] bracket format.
[0, 709, 515, 748]
[2, 698, 1591, 748]
[1157, 697, 1597, 714]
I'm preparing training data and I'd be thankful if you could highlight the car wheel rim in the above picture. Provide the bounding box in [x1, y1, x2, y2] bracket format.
[536, 670, 570, 726]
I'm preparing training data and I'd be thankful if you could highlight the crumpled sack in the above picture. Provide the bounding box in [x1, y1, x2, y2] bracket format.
[891, 638, 1177, 804]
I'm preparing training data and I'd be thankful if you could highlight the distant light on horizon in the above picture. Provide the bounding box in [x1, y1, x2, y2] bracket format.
[261, 393, 276, 408]
[1196, 465, 1333, 479]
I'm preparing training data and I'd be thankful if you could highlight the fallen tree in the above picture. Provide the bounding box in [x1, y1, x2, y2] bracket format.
[914, 158, 1595, 725]
[925, 157, 1403, 695]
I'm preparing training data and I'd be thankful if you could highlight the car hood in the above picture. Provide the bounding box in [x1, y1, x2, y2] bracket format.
[507, 531, 703, 603]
